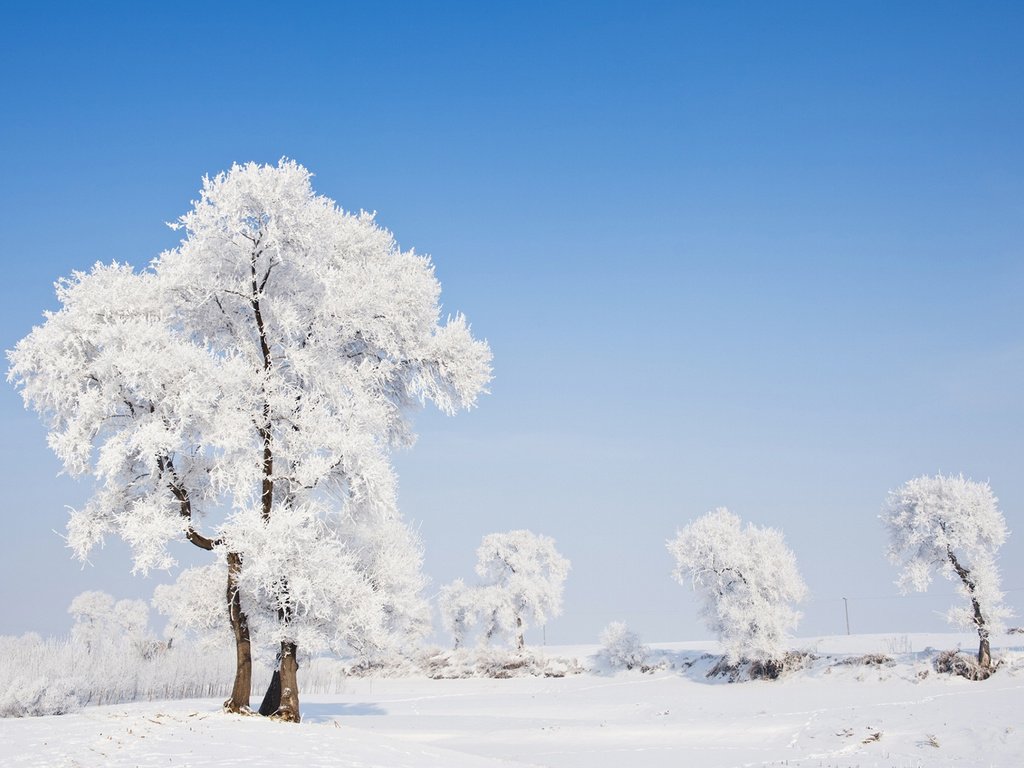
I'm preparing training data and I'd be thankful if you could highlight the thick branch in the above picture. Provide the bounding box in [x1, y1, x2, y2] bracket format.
[156, 454, 221, 551]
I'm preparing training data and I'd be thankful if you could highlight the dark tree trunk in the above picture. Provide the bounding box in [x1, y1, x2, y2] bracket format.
[276, 641, 301, 722]
[978, 635, 992, 668]
[946, 546, 992, 669]
[258, 669, 282, 716]
[515, 614, 525, 651]
[224, 551, 253, 712]
[158, 452, 246, 705]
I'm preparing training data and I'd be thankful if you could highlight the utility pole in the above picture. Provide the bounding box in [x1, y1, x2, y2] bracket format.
[843, 597, 850, 635]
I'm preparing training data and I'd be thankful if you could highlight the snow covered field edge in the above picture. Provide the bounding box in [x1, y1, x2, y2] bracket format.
[2, 632, 1022, 768]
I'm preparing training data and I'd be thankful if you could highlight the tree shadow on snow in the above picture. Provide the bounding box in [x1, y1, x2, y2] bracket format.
[300, 701, 387, 723]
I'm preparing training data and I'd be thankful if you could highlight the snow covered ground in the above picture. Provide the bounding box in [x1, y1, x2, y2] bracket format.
[3, 633, 1022, 768]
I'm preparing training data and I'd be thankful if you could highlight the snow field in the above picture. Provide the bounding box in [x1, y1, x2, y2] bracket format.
[2, 633, 1022, 768]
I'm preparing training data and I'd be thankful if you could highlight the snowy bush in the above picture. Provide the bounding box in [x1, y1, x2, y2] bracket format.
[0, 629, 271, 717]
[838, 653, 894, 667]
[416, 647, 583, 679]
[934, 649, 998, 681]
[667, 508, 807, 670]
[0, 674, 79, 718]
[599, 622, 649, 670]
[883, 474, 1011, 669]
[706, 649, 816, 681]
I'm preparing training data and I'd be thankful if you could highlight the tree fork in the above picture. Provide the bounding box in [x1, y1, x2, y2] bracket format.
[157, 453, 223, 551]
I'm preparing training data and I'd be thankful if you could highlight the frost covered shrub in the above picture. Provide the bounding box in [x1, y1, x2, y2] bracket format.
[706, 650, 816, 681]
[0, 632, 271, 716]
[934, 649, 997, 681]
[306, 645, 582, 680]
[883, 474, 1011, 669]
[0, 676, 79, 718]
[599, 622, 648, 670]
[417, 647, 583, 679]
[667, 508, 807, 670]
[839, 653, 894, 667]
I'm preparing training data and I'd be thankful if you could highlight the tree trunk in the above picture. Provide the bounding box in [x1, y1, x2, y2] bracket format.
[515, 614, 525, 651]
[978, 635, 992, 668]
[946, 547, 992, 669]
[250, 257, 302, 720]
[258, 669, 281, 716]
[224, 551, 253, 713]
[275, 641, 301, 722]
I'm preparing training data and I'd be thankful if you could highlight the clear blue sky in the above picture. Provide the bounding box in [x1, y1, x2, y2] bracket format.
[1, 1, 1021, 644]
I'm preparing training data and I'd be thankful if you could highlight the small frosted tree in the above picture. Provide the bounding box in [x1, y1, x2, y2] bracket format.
[667, 508, 807, 674]
[440, 530, 570, 650]
[882, 473, 1010, 669]
[599, 621, 648, 670]
[438, 579, 477, 649]
[68, 591, 117, 654]
[69, 591, 155, 657]
[153, 565, 232, 650]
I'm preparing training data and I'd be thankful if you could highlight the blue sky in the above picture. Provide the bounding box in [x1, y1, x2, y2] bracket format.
[1, 1, 1022, 644]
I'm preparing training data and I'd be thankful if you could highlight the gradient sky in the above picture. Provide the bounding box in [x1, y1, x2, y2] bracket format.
[1, 1, 1021, 646]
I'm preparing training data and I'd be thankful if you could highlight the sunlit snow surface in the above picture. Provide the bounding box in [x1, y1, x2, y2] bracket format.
[3, 633, 1022, 768]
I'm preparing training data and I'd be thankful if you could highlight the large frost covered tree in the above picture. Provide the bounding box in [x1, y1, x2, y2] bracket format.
[8, 159, 492, 721]
[440, 530, 570, 650]
[882, 474, 1010, 669]
[667, 508, 807, 675]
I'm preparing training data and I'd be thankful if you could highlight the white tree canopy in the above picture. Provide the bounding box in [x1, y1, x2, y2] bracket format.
[9, 159, 492, 665]
[667, 508, 807, 666]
